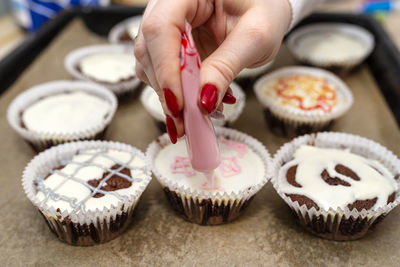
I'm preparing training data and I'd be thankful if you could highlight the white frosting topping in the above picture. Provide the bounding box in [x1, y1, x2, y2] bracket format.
[278, 145, 398, 211]
[145, 86, 236, 122]
[35, 148, 147, 213]
[154, 137, 265, 194]
[80, 52, 135, 83]
[296, 32, 367, 62]
[22, 91, 110, 134]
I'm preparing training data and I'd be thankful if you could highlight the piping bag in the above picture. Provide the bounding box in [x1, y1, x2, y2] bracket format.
[180, 21, 221, 185]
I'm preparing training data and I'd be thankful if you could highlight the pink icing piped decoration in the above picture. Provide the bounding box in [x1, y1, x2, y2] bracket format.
[170, 156, 195, 177]
[201, 174, 223, 191]
[181, 21, 220, 173]
[219, 137, 248, 158]
[219, 156, 241, 177]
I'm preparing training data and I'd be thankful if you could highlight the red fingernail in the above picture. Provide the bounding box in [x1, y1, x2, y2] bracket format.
[163, 88, 181, 118]
[222, 92, 236, 104]
[200, 84, 218, 113]
[166, 115, 177, 144]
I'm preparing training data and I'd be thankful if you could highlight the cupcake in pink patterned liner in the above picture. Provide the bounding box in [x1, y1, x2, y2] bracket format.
[108, 15, 142, 44]
[254, 66, 353, 137]
[271, 132, 400, 241]
[146, 127, 271, 225]
[64, 44, 141, 97]
[140, 82, 246, 131]
[287, 23, 374, 71]
[7, 80, 117, 152]
[22, 140, 152, 246]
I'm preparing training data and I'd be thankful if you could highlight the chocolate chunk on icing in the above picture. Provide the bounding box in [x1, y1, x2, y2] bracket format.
[286, 194, 320, 210]
[387, 192, 396, 204]
[286, 165, 302, 188]
[87, 164, 132, 198]
[278, 145, 398, 211]
[335, 164, 360, 181]
[119, 30, 132, 42]
[321, 169, 350, 186]
[347, 198, 377, 212]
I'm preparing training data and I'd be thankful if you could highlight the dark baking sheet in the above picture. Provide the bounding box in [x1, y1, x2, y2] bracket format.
[0, 7, 399, 126]
[1, 9, 400, 266]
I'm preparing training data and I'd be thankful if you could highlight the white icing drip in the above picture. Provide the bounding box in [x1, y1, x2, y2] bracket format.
[278, 145, 397, 211]
[154, 138, 265, 194]
[145, 86, 236, 122]
[22, 91, 110, 134]
[35, 148, 147, 213]
[80, 52, 135, 83]
[296, 32, 367, 62]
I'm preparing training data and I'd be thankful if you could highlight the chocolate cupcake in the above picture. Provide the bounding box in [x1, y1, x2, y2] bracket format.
[140, 82, 245, 130]
[108, 15, 142, 44]
[65, 44, 141, 96]
[22, 140, 152, 246]
[271, 132, 400, 241]
[254, 66, 353, 137]
[7, 80, 117, 152]
[146, 127, 271, 225]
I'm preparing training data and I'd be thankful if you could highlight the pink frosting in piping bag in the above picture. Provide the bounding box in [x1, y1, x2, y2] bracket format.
[180, 21, 221, 180]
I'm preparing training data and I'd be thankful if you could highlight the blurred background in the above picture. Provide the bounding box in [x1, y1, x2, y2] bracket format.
[0, 0, 399, 60]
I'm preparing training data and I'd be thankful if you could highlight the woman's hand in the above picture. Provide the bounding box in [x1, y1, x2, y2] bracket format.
[134, 0, 291, 143]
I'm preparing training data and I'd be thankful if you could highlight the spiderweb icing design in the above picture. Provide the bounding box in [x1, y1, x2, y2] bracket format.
[35, 147, 146, 213]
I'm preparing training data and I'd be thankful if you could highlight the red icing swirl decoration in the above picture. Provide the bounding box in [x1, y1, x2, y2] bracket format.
[180, 22, 201, 70]
[275, 74, 337, 113]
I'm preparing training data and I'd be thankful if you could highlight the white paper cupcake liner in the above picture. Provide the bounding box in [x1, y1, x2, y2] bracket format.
[7, 80, 118, 152]
[22, 140, 152, 245]
[108, 15, 142, 44]
[140, 82, 246, 128]
[271, 132, 400, 240]
[235, 60, 274, 79]
[146, 127, 271, 225]
[287, 23, 375, 69]
[254, 66, 353, 130]
[64, 44, 141, 96]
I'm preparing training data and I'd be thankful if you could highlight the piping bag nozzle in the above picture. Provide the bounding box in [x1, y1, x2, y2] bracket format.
[180, 21, 221, 173]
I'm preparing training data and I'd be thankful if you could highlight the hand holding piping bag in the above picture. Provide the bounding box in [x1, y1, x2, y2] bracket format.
[134, 0, 292, 142]
[180, 21, 220, 174]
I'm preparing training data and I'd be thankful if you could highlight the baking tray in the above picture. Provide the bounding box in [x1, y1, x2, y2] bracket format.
[1, 6, 400, 266]
[1, 7, 399, 126]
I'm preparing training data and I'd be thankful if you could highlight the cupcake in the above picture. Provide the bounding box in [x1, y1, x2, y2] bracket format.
[254, 66, 353, 137]
[140, 82, 246, 130]
[108, 16, 142, 44]
[146, 127, 271, 225]
[235, 60, 274, 80]
[7, 80, 117, 152]
[272, 132, 400, 241]
[287, 23, 374, 71]
[22, 140, 152, 246]
[64, 44, 141, 97]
